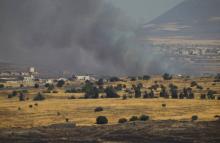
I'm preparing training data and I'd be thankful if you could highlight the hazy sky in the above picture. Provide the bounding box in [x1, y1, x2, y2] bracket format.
[109, 0, 184, 23]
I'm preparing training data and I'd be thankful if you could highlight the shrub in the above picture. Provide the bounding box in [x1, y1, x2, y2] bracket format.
[130, 77, 136, 81]
[19, 93, 25, 101]
[94, 107, 103, 112]
[34, 103, 38, 106]
[0, 84, 4, 88]
[143, 75, 150, 80]
[118, 118, 128, 124]
[53, 90, 58, 93]
[163, 73, 172, 80]
[18, 107, 21, 110]
[34, 83, 39, 88]
[160, 89, 169, 98]
[134, 86, 141, 98]
[65, 118, 69, 122]
[192, 115, 198, 121]
[57, 112, 61, 116]
[218, 96, 220, 100]
[139, 115, 150, 121]
[191, 81, 197, 87]
[96, 116, 108, 124]
[97, 78, 104, 86]
[109, 77, 120, 82]
[33, 93, 45, 101]
[122, 94, 127, 100]
[29, 105, 33, 108]
[57, 80, 65, 87]
[65, 88, 77, 93]
[200, 94, 206, 99]
[68, 95, 76, 99]
[162, 104, 166, 108]
[143, 91, 149, 99]
[196, 85, 203, 90]
[214, 73, 220, 82]
[207, 90, 215, 100]
[129, 116, 138, 122]
[115, 84, 123, 91]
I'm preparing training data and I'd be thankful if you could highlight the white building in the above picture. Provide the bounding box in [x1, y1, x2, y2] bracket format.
[76, 75, 91, 81]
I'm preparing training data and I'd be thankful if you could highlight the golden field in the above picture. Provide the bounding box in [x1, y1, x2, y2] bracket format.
[0, 76, 220, 128]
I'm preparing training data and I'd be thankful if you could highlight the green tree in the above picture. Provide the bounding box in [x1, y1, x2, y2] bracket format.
[105, 86, 119, 98]
[56, 80, 65, 87]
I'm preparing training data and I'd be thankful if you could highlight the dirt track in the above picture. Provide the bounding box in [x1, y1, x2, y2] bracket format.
[0, 120, 220, 143]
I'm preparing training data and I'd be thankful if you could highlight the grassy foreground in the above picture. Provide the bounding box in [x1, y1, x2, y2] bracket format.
[0, 97, 220, 128]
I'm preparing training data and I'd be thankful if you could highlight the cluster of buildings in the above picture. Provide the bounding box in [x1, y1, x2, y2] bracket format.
[0, 67, 37, 83]
[0, 66, 98, 87]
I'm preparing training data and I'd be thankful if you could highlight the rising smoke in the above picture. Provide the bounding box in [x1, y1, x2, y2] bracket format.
[0, 0, 180, 76]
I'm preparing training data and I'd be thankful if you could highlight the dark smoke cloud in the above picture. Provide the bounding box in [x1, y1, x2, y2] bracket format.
[0, 0, 179, 76]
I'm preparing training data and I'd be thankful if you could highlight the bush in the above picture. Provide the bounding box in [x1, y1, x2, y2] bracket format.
[192, 115, 198, 121]
[8, 91, 18, 98]
[163, 73, 172, 80]
[129, 116, 138, 122]
[143, 75, 150, 80]
[53, 90, 58, 93]
[96, 116, 108, 124]
[0, 84, 4, 88]
[109, 77, 120, 82]
[190, 81, 197, 87]
[134, 86, 141, 98]
[162, 104, 166, 108]
[94, 107, 103, 112]
[34, 83, 39, 88]
[97, 78, 104, 86]
[122, 94, 127, 100]
[65, 88, 77, 93]
[139, 115, 150, 121]
[207, 90, 215, 100]
[34, 103, 38, 106]
[65, 118, 69, 122]
[200, 94, 206, 99]
[118, 118, 128, 124]
[33, 93, 45, 101]
[57, 80, 65, 87]
[214, 73, 220, 82]
[68, 95, 76, 99]
[19, 93, 25, 101]
[29, 104, 33, 108]
[196, 85, 203, 90]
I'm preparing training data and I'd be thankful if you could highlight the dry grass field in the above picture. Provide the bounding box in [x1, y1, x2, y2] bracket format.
[0, 76, 220, 129]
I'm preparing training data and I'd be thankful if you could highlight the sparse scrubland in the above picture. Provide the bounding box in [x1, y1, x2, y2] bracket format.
[0, 75, 220, 142]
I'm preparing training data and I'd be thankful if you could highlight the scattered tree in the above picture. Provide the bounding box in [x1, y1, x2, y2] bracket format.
[139, 115, 150, 121]
[163, 73, 172, 80]
[96, 116, 108, 124]
[94, 107, 103, 112]
[129, 116, 138, 122]
[105, 86, 119, 98]
[33, 93, 45, 101]
[34, 83, 39, 88]
[143, 75, 151, 80]
[118, 118, 128, 124]
[56, 80, 65, 87]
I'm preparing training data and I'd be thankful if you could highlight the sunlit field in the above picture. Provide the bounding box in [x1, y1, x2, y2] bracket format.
[0, 76, 220, 128]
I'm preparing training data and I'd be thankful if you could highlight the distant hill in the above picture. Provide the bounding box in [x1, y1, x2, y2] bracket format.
[143, 0, 220, 39]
